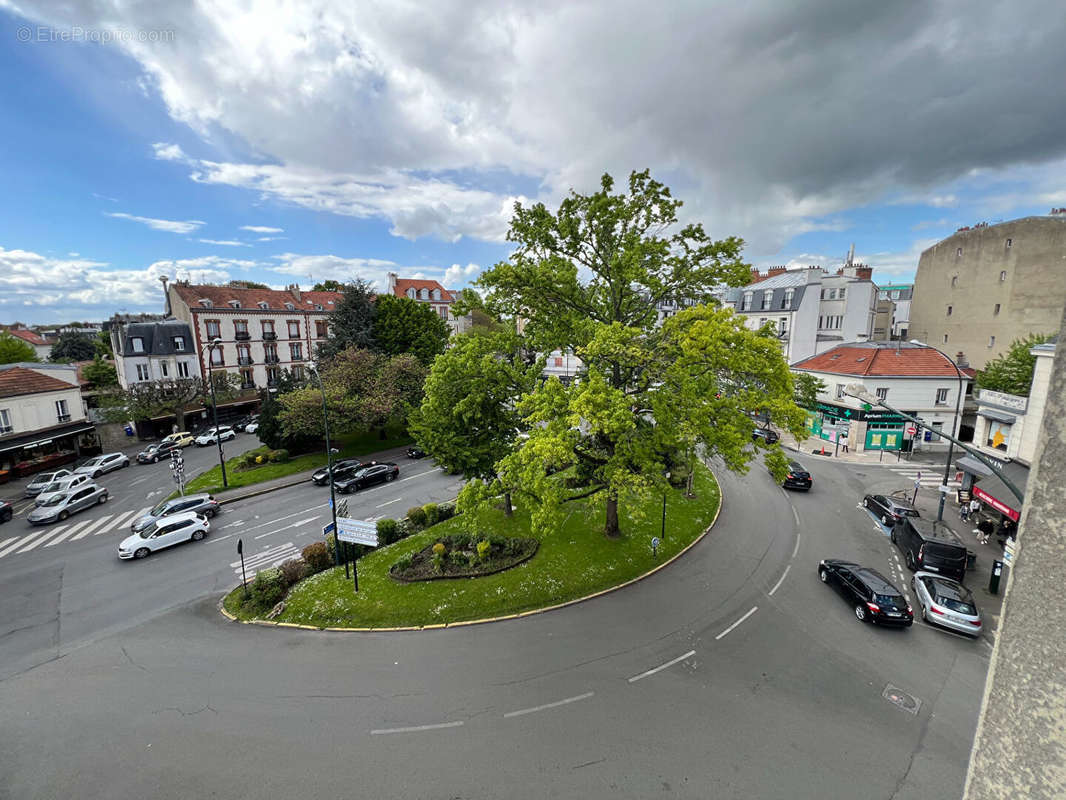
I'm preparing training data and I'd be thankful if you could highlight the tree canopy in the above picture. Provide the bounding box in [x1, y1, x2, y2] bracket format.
[49, 332, 96, 362]
[0, 332, 39, 364]
[792, 372, 827, 410]
[227, 279, 271, 289]
[312, 279, 344, 292]
[98, 372, 241, 432]
[83, 356, 118, 389]
[975, 333, 1056, 397]
[317, 279, 377, 360]
[372, 294, 450, 365]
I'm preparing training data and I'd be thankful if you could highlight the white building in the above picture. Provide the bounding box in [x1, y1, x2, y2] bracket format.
[3, 327, 52, 361]
[386, 273, 471, 336]
[111, 319, 203, 390]
[876, 284, 913, 339]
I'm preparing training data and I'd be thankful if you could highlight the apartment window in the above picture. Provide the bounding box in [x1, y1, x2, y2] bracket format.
[406, 288, 416, 299]
[290, 342, 303, 361]
[258, 301, 269, 310]
[835, 383, 846, 400]
[988, 335, 996, 349]
[228, 300, 241, 309]
[943, 334, 949, 344]
[761, 290, 773, 310]
[878, 290, 888, 301]
[993, 303, 1001, 316]
[315, 320, 328, 338]
[783, 288, 795, 308]
[284, 302, 295, 311]
[432, 288, 441, 300]
[438, 307, 448, 319]
[240, 369, 254, 390]
[818, 315, 824, 329]
[130, 337, 144, 353]
[266, 367, 280, 386]
[210, 346, 224, 366]
[1006, 238, 1012, 248]
[234, 319, 249, 335]
[890, 290, 900, 300]
[290, 365, 304, 381]
[838, 287, 846, 300]
[136, 363, 150, 381]
[951, 275, 958, 287]
[172, 336, 185, 351]
[237, 345, 252, 366]
[986, 420, 1011, 451]
[264, 344, 279, 364]
[262, 320, 275, 334]
[930, 421, 944, 442]
[0, 408, 12, 434]
[829, 288, 837, 300]
[287, 320, 300, 339]
[159, 361, 169, 378]
[946, 305, 952, 316]
[759, 318, 767, 327]
[876, 387, 889, 401]
[205, 320, 221, 339]
[778, 317, 788, 336]
[999, 270, 1007, 282]
[956, 247, 963, 257]
[741, 292, 753, 311]
[177, 361, 190, 378]
[935, 388, 950, 405]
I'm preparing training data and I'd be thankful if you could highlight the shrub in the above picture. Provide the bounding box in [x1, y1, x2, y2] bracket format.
[394, 554, 413, 572]
[269, 448, 289, 463]
[467, 553, 478, 568]
[395, 518, 415, 539]
[255, 454, 267, 464]
[476, 539, 491, 561]
[244, 452, 259, 466]
[447, 550, 466, 567]
[377, 518, 399, 545]
[278, 558, 310, 587]
[302, 541, 333, 573]
[432, 542, 446, 556]
[436, 501, 457, 521]
[423, 502, 439, 526]
[407, 506, 427, 528]
[248, 568, 286, 609]
[325, 533, 337, 563]
[432, 552, 445, 573]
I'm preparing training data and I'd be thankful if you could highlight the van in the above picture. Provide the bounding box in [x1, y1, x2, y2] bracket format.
[891, 517, 967, 582]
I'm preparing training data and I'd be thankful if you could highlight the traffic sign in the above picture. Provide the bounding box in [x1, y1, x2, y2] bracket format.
[322, 521, 336, 536]
[336, 518, 378, 547]
[905, 426, 917, 436]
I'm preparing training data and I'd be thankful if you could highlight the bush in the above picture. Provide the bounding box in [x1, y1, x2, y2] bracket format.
[432, 542, 446, 556]
[476, 539, 491, 561]
[269, 448, 289, 463]
[278, 558, 310, 587]
[244, 452, 259, 466]
[377, 518, 400, 545]
[302, 541, 333, 573]
[248, 568, 286, 609]
[423, 502, 439, 526]
[255, 454, 267, 464]
[394, 554, 413, 572]
[395, 518, 415, 539]
[407, 506, 427, 528]
[432, 552, 445, 573]
[436, 501, 457, 521]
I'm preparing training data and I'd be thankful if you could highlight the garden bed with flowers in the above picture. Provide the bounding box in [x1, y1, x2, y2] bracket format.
[389, 534, 539, 582]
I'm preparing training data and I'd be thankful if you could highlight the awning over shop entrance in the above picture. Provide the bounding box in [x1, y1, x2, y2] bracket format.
[0, 421, 96, 454]
[956, 455, 994, 478]
[973, 462, 1029, 522]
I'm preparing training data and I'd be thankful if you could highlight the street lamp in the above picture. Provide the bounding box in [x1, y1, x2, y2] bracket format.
[308, 362, 343, 572]
[908, 340, 965, 522]
[201, 337, 228, 488]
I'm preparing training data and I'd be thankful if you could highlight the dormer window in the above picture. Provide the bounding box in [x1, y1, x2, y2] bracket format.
[199, 299, 213, 308]
[406, 288, 416, 299]
[419, 288, 429, 300]
[285, 302, 295, 311]
[761, 289, 773, 310]
[432, 288, 441, 300]
[783, 288, 795, 309]
[228, 300, 241, 308]
[258, 301, 269, 310]
[314, 304, 323, 311]
[131, 337, 145, 353]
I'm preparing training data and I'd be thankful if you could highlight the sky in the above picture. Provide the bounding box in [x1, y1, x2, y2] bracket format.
[2, 0, 1065, 324]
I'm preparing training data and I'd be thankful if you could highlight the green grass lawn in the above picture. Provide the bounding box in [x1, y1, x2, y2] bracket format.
[223, 463, 720, 628]
[185, 427, 413, 496]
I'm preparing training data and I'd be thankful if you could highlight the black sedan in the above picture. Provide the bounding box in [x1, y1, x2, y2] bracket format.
[818, 559, 913, 627]
[334, 462, 399, 493]
[232, 415, 259, 433]
[863, 493, 921, 527]
[752, 428, 779, 445]
[406, 446, 427, 459]
[783, 460, 812, 490]
[310, 459, 365, 486]
[136, 440, 181, 464]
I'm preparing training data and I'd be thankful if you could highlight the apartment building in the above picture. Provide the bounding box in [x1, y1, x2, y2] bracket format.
[167, 283, 338, 389]
[110, 319, 202, 390]
[3, 327, 52, 361]
[909, 213, 1066, 369]
[386, 273, 471, 336]
[876, 284, 913, 339]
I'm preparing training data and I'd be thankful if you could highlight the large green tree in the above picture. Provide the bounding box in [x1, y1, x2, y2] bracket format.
[410, 331, 542, 514]
[49, 332, 96, 362]
[256, 368, 316, 452]
[83, 356, 118, 388]
[792, 372, 827, 410]
[317, 279, 377, 360]
[312, 279, 344, 292]
[975, 332, 1056, 396]
[462, 170, 805, 537]
[98, 372, 241, 432]
[94, 330, 113, 358]
[373, 294, 449, 365]
[0, 331, 38, 364]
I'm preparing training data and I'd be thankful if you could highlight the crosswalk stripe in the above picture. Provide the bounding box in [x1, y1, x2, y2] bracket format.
[68, 514, 114, 542]
[18, 523, 88, 553]
[106, 510, 140, 533]
[0, 533, 35, 559]
[42, 523, 87, 548]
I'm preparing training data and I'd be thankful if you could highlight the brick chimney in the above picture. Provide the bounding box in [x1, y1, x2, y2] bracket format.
[749, 268, 765, 283]
[855, 266, 872, 280]
[289, 284, 302, 303]
[767, 267, 787, 278]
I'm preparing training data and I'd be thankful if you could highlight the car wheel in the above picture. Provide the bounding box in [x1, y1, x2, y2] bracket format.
[207, 508, 218, 518]
[191, 530, 205, 541]
[92, 470, 102, 478]
[890, 528, 897, 544]
[819, 568, 829, 583]
[862, 498, 869, 508]
[905, 551, 916, 570]
[854, 604, 867, 622]
[151, 456, 158, 463]
[134, 547, 150, 559]
[1, 509, 11, 523]
[881, 514, 890, 525]
[98, 493, 108, 505]
[123, 460, 130, 468]
[385, 473, 396, 482]
[58, 510, 69, 521]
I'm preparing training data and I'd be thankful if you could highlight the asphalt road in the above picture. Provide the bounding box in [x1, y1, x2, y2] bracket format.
[0, 454, 990, 799]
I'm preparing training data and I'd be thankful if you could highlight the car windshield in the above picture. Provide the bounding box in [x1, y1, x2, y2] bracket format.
[149, 500, 171, 516]
[900, 508, 920, 517]
[139, 526, 157, 539]
[40, 494, 67, 506]
[83, 457, 103, 467]
[145, 445, 158, 453]
[41, 481, 63, 492]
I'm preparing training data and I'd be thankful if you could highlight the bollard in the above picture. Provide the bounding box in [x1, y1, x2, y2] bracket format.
[988, 559, 1003, 595]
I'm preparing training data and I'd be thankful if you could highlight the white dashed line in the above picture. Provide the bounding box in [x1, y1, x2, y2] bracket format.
[398, 468, 441, 483]
[791, 533, 801, 559]
[503, 692, 595, 717]
[375, 498, 402, 508]
[628, 651, 696, 684]
[768, 565, 791, 597]
[715, 607, 759, 641]
[371, 721, 464, 735]
[791, 506, 800, 526]
[253, 516, 320, 540]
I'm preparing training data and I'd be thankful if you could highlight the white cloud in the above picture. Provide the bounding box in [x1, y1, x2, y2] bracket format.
[269, 252, 403, 287]
[152, 142, 187, 162]
[240, 225, 284, 233]
[68, 251, 80, 257]
[198, 238, 249, 246]
[443, 262, 481, 288]
[106, 212, 205, 234]
[256, 236, 287, 241]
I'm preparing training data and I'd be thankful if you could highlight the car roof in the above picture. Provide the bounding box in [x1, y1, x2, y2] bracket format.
[152, 510, 204, 524]
[853, 568, 901, 594]
[885, 496, 917, 509]
[788, 460, 806, 470]
[904, 517, 963, 544]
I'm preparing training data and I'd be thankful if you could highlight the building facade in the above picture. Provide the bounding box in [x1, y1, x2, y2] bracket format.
[386, 273, 471, 337]
[4, 327, 52, 361]
[110, 319, 202, 390]
[876, 284, 913, 339]
[908, 214, 1066, 369]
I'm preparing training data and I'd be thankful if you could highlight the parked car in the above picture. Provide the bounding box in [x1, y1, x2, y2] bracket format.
[818, 559, 913, 627]
[752, 428, 779, 445]
[35, 474, 93, 506]
[130, 493, 220, 534]
[136, 440, 181, 464]
[24, 469, 73, 497]
[406, 446, 427, 459]
[232, 415, 259, 433]
[334, 462, 399, 493]
[244, 420, 260, 434]
[0, 499, 12, 524]
[28, 484, 109, 524]
[74, 452, 130, 478]
[862, 493, 920, 527]
[162, 431, 195, 448]
[195, 426, 236, 446]
[117, 511, 210, 559]
[311, 459, 364, 486]
[891, 516, 968, 582]
[782, 460, 812, 491]
[911, 571, 982, 637]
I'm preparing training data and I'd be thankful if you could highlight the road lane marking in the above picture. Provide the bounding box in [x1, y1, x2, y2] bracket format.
[237, 506, 322, 534]
[628, 652, 696, 684]
[371, 721, 464, 735]
[130, 476, 149, 486]
[715, 606, 759, 641]
[69, 514, 114, 541]
[791, 533, 801, 559]
[0, 532, 40, 559]
[504, 692, 595, 717]
[254, 516, 320, 540]
[398, 468, 441, 483]
[208, 534, 233, 544]
[768, 565, 791, 597]
[792, 506, 800, 526]
[19, 522, 90, 552]
[375, 498, 402, 508]
[105, 510, 141, 533]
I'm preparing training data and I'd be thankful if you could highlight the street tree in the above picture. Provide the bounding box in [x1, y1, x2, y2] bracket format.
[373, 294, 449, 365]
[462, 170, 803, 537]
[49, 332, 96, 362]
[976, 332, 1056, 397]
[317, 279, 377, 360]
[227, 279, 270, 289]
[256, 368, 316, 452]
[409, 331, 542, 514]
[83, 356, 118, 388]
[0, 331, 38, 364]
[312, 279, 344, 292]
[792, 372, 827, 410]
[94, 330, 113, 358]
[99, 378, 205, 432]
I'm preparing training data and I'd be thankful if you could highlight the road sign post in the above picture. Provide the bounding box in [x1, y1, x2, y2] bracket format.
[336, 518, 379, 592]
[237, 538, 248, 598]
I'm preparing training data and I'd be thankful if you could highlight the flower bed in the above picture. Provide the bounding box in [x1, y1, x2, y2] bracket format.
[389, 534, 538, 582]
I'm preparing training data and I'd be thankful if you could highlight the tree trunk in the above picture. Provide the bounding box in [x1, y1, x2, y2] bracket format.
[174, 407, 185, 434]
[604, 493, 621, 538]
[503, 491, 513, 516]
[379, 426, 388, 440]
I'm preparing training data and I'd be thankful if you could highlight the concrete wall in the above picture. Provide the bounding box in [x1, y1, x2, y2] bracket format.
[910, 216, 1066, 369]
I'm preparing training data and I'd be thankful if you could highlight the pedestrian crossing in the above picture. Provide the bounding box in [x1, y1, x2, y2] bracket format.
[230, 541, 302, 578]
[0, 506, 151, 560]
[883, 466, 962, 490]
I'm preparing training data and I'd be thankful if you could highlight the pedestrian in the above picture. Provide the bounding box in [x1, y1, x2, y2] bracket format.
[840, 432, 849, 453]
[960, 503, 970, 522]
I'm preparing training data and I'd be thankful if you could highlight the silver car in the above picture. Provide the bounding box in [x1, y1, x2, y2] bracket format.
[35, 474, 92, 506]
[911, 571, 983, 637]
[24, 469, 73, 497]
[28, 483, 109, 524]
[74, 452, 130, 478]
[130, 493, 220, 534]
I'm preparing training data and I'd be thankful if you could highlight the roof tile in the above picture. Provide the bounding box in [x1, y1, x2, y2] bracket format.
[0, 367, 77, 398]
[792, 343, 965, 377]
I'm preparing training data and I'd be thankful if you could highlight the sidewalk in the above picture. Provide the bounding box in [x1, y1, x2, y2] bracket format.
[777, 429, 950, 468]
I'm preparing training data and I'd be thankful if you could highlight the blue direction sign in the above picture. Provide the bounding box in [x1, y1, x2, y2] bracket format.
[322, 521, 336, 537]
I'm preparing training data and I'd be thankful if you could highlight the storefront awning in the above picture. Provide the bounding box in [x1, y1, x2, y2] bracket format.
[978, 409, 1016, 424]
[0, 422, 96, 454]
[956, 455, 994, 477]
[973, 462, 1029, 523]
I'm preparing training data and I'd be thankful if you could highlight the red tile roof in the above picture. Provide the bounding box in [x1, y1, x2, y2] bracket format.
[0, 367, 77, 398]
[170, 284, 341, 312]
[5, 328, 49, 346]
[791, 344, 966, 377]
[392, 278, 456, 302]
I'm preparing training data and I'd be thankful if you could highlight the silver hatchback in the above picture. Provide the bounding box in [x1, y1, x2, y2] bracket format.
[911, 571, 983, 637]
[27, 483, 109, 524]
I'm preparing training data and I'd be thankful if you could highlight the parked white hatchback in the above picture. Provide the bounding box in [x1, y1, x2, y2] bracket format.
[195, 426, 236, 446]
[117, 511, 210, 559]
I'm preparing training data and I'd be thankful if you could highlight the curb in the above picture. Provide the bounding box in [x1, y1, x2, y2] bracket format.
[215, 475, 313, 506]
[218, 469, 725, 633]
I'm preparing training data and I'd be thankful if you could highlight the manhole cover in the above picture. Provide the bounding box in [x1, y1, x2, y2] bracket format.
[883, 684, 921, 714]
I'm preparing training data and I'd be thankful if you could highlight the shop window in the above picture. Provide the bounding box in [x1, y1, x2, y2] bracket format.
[0, 408, 12, 434]
[930, 421, 944, 442]
[986, 420, 1011, 451]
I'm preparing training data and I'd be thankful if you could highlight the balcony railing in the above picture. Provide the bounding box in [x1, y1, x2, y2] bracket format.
[262, 331, 277, 341]
[237, 356, 254, 366]
[264, 355, 280, 364]
[289, 353, 304, 361]
[57, 414, 71, 423]
[241, 382, 255, 390]
[235, 331, 251, 341]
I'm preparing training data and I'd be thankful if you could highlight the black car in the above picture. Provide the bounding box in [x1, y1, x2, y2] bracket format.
[0, 499, 12, 524]
[818, 559, 913, 627]
[752, 428, 779, 445]
[334, 462, 399, 493]
[406, 446, 427, 459]
[891, 516, 968, 582]
[310, 459, 365, 486]
[783, 460, 812, 490]
[232, 415, 259, 433]
[863, 493, 920, 527]
[136, 440, 181, 464]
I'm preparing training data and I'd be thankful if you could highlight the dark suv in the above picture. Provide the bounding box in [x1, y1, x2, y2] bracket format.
[862, 493, 920, 527]
[891, 517, 968, 582]
[752, 428, 779, 445]
[818, 559, 913, 626]
[783, 460, 812, 491]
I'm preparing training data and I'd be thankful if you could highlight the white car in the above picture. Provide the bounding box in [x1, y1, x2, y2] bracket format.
[195, 426, 236, 446]
[244, 420, 259, 434]
[117, 511, 210, 559]
[35, 473, 92, 506]
[25, 469, 73, 497]
[74, 452, 130, 478]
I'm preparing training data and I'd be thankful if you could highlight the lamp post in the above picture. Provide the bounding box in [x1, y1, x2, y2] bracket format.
[308, 363, 342, 571]
[201, 337, 228, 488]
[909, 340, 965, 522]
